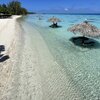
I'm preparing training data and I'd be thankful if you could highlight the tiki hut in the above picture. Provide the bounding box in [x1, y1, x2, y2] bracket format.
[48, 16, 61, 28]
[68, 21, 100, 45]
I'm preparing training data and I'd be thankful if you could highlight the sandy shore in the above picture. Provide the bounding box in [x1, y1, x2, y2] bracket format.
[0, 15, 21, 54]
[0, 15, 22, 99]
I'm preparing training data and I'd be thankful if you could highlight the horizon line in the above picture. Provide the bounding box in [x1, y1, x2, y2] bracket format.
[35, 12, 100, 15]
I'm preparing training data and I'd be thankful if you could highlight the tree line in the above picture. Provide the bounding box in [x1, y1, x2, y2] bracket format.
[0, 1, 28, 15]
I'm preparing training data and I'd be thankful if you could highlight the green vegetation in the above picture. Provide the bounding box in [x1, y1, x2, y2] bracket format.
[0, 1, 28, 15]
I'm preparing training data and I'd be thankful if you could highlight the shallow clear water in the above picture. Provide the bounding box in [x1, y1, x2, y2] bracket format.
[21, 14, 100, 100]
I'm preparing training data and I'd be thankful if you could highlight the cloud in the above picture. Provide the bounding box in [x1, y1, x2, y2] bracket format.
[64, 8, 68, 11]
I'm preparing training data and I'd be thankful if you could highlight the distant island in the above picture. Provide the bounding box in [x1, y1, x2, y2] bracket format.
[0, 1, 35, 15]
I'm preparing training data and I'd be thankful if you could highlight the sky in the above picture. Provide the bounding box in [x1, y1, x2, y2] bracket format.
[0, 0, 100, 13]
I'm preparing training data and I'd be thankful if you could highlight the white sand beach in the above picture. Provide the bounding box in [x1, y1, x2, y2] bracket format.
[0, 16, 21, 53]
[0, 15, 22, 99]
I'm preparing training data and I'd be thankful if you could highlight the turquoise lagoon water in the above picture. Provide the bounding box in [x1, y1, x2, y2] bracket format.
[21, 14, 100, 100]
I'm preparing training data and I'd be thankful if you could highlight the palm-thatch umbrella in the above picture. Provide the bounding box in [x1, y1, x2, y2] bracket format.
[48, 16, 61, 28]
[68, 21, 100, 44]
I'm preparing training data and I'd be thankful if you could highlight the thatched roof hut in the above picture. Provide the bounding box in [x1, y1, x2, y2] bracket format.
[48, 16, 61, 23]
[68, 21, 100, 37]
[48, 16, 61, 28]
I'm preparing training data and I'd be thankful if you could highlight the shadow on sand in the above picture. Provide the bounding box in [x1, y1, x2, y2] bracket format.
[0, 55, 10, 62]
[0, 45, 5, 52]
[70, 36, 100, 49]
[0, 45, 10, 62]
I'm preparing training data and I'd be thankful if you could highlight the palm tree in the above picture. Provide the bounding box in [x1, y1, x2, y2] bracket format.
[7, 1, 27, 15]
